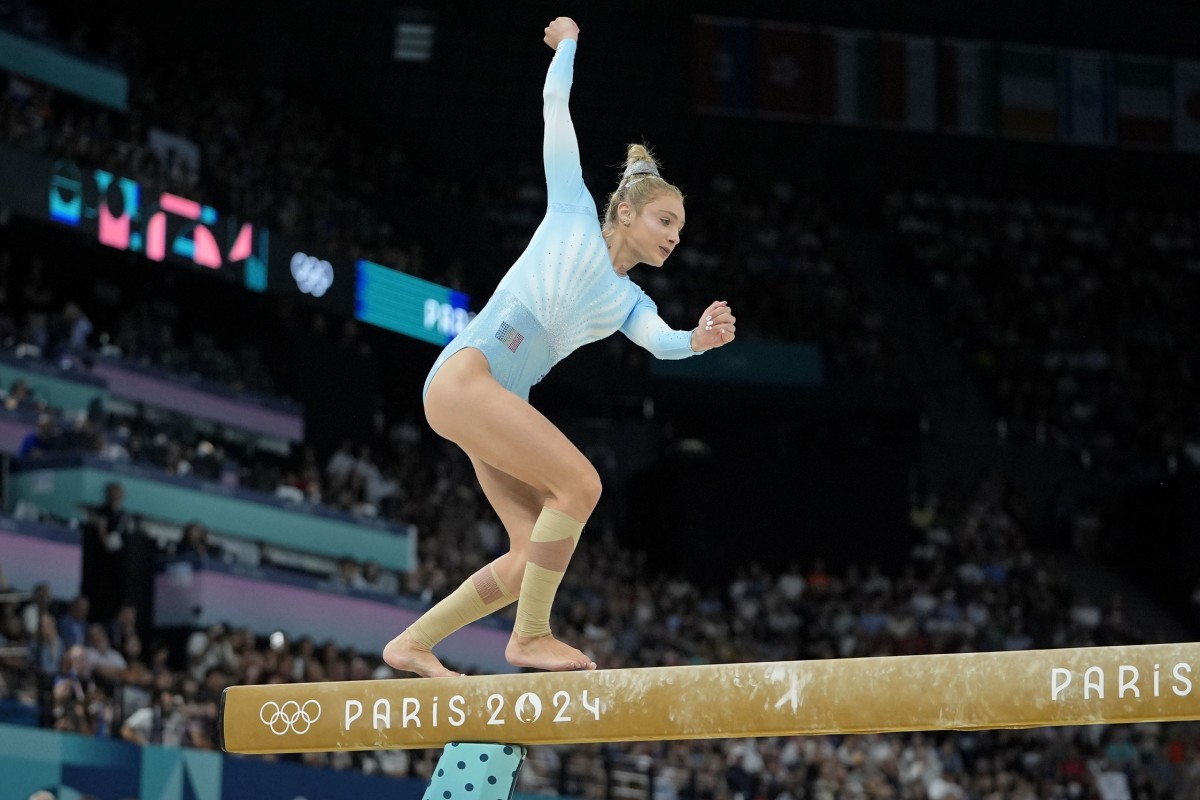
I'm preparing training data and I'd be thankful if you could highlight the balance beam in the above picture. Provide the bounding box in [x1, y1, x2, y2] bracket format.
[220, 642, 1200, 753]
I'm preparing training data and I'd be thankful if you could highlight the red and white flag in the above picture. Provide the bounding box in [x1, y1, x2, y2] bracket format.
[937, 39, 999, 135]
[878, 34, 935, 131]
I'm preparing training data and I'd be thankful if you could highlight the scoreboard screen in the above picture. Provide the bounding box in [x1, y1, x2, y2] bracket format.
[0, 147, 469, 342]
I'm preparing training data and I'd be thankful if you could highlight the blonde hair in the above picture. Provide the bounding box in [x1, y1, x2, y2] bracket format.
[601, 143, 684, 237]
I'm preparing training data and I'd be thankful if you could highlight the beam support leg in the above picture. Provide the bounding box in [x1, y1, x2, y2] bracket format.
[424, 743, 527, 800]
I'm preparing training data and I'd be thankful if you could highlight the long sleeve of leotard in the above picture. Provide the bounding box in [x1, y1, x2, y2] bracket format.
[542, 39, 591, 212]
[621, 290, 701, 360]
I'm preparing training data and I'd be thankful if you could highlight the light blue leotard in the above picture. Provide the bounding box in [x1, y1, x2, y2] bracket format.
[423, 38, 701, 402]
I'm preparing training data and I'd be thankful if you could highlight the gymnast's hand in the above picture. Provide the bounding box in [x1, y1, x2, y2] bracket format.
[544, 16, 580, 49]
[690, 300, 736, 352]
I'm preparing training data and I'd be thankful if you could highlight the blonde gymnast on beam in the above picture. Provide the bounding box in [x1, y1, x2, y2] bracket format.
[383, 16, 736, 678]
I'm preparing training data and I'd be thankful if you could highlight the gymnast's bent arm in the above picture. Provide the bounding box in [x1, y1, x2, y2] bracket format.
[620, 293, 703, 360]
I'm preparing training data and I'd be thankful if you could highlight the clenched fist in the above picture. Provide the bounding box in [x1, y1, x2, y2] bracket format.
[690, 300, 736, 352]
[544, 17, 580, 49]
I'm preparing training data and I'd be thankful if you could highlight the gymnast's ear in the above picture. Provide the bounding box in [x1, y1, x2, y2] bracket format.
[617, 200, 633, 226]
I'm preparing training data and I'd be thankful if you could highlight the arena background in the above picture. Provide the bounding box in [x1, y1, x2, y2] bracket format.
[1, 0, 1199, 798]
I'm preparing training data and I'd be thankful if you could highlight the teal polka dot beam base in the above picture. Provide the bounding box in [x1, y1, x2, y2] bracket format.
[424, 743, 527, 800]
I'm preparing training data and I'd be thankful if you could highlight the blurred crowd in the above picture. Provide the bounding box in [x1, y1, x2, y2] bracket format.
[885, 191, 1200, 480]
[0, 262, 415, 510]
[2, 462, 1199, 799]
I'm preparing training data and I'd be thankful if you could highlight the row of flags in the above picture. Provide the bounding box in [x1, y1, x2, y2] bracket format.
[694, 16, 1200, 152]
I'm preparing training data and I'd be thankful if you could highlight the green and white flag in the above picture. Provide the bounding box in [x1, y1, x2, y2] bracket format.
[1000, 44, 1058, 139]
[818, 28, 877, 125]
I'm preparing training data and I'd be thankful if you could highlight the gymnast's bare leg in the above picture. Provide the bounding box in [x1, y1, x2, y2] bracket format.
[383, 348, 598, 676]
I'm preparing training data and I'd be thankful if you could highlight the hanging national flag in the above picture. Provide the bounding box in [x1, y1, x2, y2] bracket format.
[693, 16, 753, 116]
[937, 39, 999, 135]
[1115, 55, 1173, 147]
[1173, 59, 1200, 152]
[1058, 50, 1114, 146]
[1000, 44, 1058, 139]
[878, 34, 935, 131]
[753, 21, 817, 119]
[817, 28, 878, 126]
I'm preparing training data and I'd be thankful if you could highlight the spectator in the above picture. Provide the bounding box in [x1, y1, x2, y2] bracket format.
[162, 440, 193, 477]
[83, 623, 127, 685]
[353, 444, 397, 516]
[776, 562, 805, 603]
[83, 481, 136, 620]
[120, 687, 187, 746]
[116, 633, 154, 715]
[19, 581, 52, 636]
[174, 521, 222, 564]
[60, 300, 93, 353]
[50, 645, 94, 734]
[325, 439, 357, 497]
[17, 413, 58, 459]
[28, 611, 63, 674]
[334, 557, 363, 590]
[56, 594, 89, 650]
[105, 603, 139, 654]
[3, 378, 34, 410]
[360, 560, 399, 595]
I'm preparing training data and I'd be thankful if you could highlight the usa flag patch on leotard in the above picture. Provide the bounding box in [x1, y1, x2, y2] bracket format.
[495, 322, 524, 353]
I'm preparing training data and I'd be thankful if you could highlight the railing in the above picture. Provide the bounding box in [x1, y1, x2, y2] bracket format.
[8, 454, 417, 572]
[554, 749, 696, 800]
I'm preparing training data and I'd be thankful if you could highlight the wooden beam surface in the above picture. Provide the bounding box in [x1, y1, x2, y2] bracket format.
[221, 642, 1200, 753]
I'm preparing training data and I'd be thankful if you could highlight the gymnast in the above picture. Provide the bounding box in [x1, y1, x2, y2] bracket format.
[384, 16, 736, 677]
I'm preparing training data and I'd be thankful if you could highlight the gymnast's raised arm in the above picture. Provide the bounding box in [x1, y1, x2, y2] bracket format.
[541, 17, 588, 209]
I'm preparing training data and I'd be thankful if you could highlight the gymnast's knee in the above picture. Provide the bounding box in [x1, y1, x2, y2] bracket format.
[551, 462, 601, 519]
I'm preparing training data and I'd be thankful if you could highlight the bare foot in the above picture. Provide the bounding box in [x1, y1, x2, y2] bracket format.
[382, 631, 460, 678]
[506, 633, 597, 671]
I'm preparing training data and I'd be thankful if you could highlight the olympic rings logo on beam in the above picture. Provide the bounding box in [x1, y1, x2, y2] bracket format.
[260, 700, 322, 735]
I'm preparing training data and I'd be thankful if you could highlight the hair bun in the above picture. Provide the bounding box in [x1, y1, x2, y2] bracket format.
[622, 161, 661, 180]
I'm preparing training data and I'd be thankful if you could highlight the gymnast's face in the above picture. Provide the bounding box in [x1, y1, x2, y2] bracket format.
[623, 192, 685, 268]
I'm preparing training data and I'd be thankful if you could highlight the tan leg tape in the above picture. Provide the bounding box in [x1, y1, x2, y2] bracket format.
[513, 507, 584, 638]
[407, 564, 515, 651]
